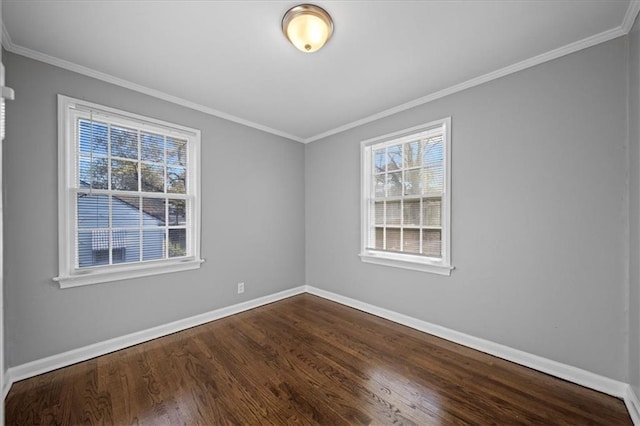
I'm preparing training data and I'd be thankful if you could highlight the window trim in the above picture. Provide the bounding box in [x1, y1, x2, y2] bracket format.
[55, 95, 203, 288]
[359, 117, 453, 276]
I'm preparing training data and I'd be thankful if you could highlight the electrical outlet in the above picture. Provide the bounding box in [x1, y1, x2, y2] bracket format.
[237, 282, 245, 294]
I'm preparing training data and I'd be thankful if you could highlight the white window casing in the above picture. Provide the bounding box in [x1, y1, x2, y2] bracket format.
[55, 95, 203, 288]
[360, 117, 453, 276]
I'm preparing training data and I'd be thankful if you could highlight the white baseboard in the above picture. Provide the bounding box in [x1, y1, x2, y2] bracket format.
[2, 369, 11, 400]
[6, 286, 306, 387]
[625, 385, 640, 425]
[3, 283, 634, 423]
[305, 285, 629, 399]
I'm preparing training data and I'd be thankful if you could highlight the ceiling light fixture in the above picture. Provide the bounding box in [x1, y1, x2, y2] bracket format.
[282, 4, 333, 53]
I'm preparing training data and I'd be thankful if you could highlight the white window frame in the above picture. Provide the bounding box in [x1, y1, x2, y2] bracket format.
[55, 95, 203, 288]
[360, 117, 453, 276]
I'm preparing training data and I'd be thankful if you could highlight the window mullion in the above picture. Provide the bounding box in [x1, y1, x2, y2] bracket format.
[400, 144, 404, 253]
[107, 119, 113, 265]
[164, 135, 168, 259]
[383, 147, 388, 251]
[137, 130, 144, 262]
[165, 196, 169, 260]
[73, 188, 188, 199]
[137, 195, 142, 262]
[163, 135, 168, 193]
[369, 148, 376, 251]
[137, 129, 142, 193]
[419, 196, 424, 255]
[108, 195, 113, 265]
[107, 124, 112, 191]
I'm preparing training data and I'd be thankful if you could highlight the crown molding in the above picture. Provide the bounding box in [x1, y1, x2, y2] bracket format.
[2, 1, 639, 145]
[0, 23, 304, 143]
[622, 0, 640, 33]
[2, 22, 13, 52]
[303, 1, 640, 143]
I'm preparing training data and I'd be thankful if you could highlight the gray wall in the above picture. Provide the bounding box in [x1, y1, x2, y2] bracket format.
[629, 15, 640, 394]
[3, 51, 305, 367]
[306, 37, 628, 381]
[2, 32, 633, 384]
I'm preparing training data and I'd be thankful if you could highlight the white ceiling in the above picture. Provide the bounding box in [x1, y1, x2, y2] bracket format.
[2, 0, 638, 142]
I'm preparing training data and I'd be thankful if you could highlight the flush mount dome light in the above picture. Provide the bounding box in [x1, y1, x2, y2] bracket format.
[282, 4, 333, 53]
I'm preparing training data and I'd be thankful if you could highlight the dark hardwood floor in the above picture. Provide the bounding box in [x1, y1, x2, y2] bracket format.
[5, 293, 632, 425]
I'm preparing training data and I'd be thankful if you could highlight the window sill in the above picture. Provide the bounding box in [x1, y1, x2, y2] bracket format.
[359, 251, 453, 276]
[54, 258, 205, 288]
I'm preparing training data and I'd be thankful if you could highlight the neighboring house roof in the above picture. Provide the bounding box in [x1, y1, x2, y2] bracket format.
[79, 180, 172, 224]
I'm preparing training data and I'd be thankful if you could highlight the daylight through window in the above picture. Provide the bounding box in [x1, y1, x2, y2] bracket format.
[56, 95, 202, 287]
[360, 118, 452, 275]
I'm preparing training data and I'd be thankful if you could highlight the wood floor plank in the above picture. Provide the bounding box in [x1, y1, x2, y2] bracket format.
[5, 294, 632, 425]
[265, 299, 537, 424]
[243, 307, 443, 424]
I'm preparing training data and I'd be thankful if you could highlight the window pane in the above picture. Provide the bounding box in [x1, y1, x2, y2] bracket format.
[374, 202, 384, 225]
[375, 227, 384, 249]
[112, 230, 139, 264]
[387, 228, 401, 251]
[111, 125, 138, 159]
[387, 145, 402, 171]
[423, 138, 443, 166]
[77, 194, 109, 228]
[386, 201, 401, 225]
[141, 132, 164, 163]
[404, 169, 422, 195]
[79, 120, 108, 155]
[374, 149, 386, 173]
[167, 137, 187, 166]
[111, 159, 139, 191]
[423, 164, 444, 194]
[403, 229, 420, 253]
[92, 249, 110, 266]
[403, 200, 420, 226]
[387, 171, 402, 197]
[404, 141, 421, 168]
[110, 248, 126, 264]
[423, 229, 442, 258]
[168, 228, 187, 257]
[143, 229, 165, 261]
[167, 166, 186, 194]
[424, 198, 441, 227]
[141, 163, 164, 192]
[111, 230, 125, 250]
[375, 174, 385, 197]
[112, 195, 141, 228]
[142, 197, 166, 226]
[77, 230, 97, 267]
[79, 156, 108, 189]
[168, 199, 186, 226]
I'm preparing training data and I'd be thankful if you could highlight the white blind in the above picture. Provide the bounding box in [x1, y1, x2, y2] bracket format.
[75, 114, 191, 268]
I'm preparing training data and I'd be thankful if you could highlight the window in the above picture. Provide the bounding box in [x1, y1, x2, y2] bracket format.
[360, 118, 453, 275]
[1, 63, 14, 142]
[55, 95, 203, 288]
